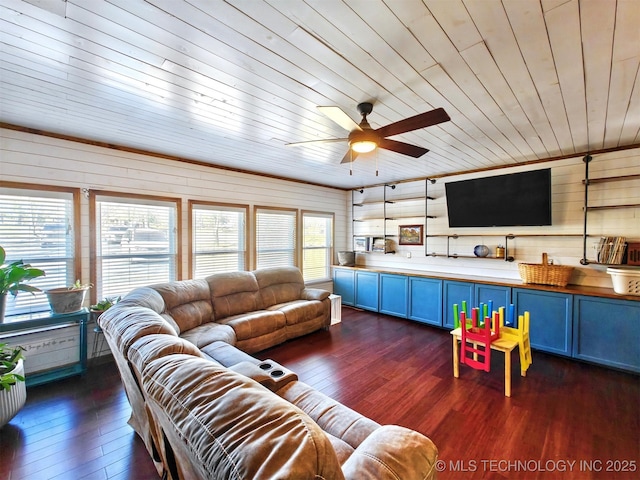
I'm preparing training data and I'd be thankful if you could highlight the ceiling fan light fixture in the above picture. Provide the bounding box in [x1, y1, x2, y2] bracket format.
[351, 140, 377, 153]
[349, 128, 378, 153]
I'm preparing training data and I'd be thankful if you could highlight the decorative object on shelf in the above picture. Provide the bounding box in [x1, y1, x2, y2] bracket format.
[518, 253, 574, 287]
[399, 224, 423, 245]
[0, 245, 46, 323]
[606, 267, 640, 296]
[337, 251, 355, 266]
[473, 245, 490, 257]
[353, 236, 371, 252]
[0, 343, 27, 428]
[495, 245, 505, 259]
[596, 236, 627, 264]
[372, 238, 394, 253]
[46, 280, 92, 314]
[627, 243, 640, 266]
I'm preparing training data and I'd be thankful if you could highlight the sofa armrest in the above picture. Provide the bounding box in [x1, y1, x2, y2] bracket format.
[301, 288, 330, 301]
[341, 425, 438, 480]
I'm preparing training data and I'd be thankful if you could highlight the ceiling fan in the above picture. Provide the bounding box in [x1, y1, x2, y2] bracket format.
[287, 102, 450, 164]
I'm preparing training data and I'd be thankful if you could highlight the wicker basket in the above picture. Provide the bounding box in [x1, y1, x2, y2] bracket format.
[518, 253, 574, 287]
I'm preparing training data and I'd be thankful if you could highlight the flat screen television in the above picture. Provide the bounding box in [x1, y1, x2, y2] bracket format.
[445, 168, 552, 227]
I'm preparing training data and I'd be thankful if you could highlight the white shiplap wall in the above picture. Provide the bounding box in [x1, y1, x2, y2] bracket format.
[353, 148, 640, 289]
[0, 128, 351, 286]
[1, 128, 638, 292]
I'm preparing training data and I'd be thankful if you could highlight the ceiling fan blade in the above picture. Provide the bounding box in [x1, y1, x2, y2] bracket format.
[340, 149, 359, 164]
[378, 138, 429, 158]
[286, 138, 347, 147]
[375, 107, 450, 138]
[318, 106, 362, 132]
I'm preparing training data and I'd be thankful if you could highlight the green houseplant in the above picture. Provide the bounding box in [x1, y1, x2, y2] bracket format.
[0, 245, 46, 322]
[90, 295, 121, 313]
[90, 295, 120, 322]
[0, 343, 27, 428]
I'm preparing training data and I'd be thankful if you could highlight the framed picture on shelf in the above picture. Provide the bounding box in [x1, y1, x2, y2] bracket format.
[398, 224, 424, 245]
[353, 236, 371, 252]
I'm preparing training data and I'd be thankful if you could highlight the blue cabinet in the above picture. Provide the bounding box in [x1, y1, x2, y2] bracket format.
[379, 274, 408, 317]
[355, 270, 379, 311]
[333, 266, 639, 373]
[573, 296, 640, 373]
[443, 280, 474, 328]
[333, 268, 355, 306]
[475, 284, 512, 324]
[513, 288, 572, 356]
[408, 277, 442, 326]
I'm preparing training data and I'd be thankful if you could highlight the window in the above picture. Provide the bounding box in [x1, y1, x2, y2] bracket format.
[191, 202, 247, 277]
[92, 193, 180, 300]
[0, 183, 79, 317]
[302, 211, 334, 282]
[255, 207, 297, 269]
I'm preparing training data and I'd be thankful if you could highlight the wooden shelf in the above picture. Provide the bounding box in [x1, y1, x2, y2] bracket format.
[582, 155, 640, 264]
[583, 174, 640, 185]
[586, 204, 640, 211]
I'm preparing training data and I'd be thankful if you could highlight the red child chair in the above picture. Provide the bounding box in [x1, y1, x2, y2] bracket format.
[460, 308, 500, 372]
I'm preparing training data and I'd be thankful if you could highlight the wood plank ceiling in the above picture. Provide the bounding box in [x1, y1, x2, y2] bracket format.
[1, 0, 638, 189]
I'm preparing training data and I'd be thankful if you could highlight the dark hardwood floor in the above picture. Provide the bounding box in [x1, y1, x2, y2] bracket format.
[2, 307, 638, 480]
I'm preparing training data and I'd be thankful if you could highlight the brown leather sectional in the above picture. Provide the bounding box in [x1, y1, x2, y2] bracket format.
[99, 266, 438, 479]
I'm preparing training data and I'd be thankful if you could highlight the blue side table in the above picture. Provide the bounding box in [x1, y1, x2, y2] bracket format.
[0, 308, 89, 386]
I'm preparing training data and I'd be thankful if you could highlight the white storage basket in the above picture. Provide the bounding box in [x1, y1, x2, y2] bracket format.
[606, 267, 640, 296]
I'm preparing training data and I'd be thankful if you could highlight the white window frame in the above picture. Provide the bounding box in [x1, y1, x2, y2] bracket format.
[301, 210, 334, 282]
[190, 201, 248, 277]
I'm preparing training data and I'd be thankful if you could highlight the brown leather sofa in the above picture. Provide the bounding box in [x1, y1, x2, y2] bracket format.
[99, 266, 439, 479]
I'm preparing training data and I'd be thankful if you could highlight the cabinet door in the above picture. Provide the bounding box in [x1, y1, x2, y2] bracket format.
[409, 277, 443, 326]
[355, 271, 379, 311]
[513, 288, 572, 356]
[475, 284, 512, 324]
[573, 296, 640, 373]
[443, 280, 474, 329]
[379, 274, 408, 317]
[333, 268, 355, 306]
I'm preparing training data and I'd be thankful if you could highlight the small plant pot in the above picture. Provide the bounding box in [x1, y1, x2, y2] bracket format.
[46, 287, 89, 314]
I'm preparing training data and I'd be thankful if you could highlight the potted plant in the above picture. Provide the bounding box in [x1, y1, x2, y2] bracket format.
[90, 295, 120, 323]
[0, 245, 46, 323]
[0, 343, 27, 428]
[46, 280, 92, 315]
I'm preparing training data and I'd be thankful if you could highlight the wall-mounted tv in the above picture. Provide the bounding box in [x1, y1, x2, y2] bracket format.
[445, 168, 552, 228]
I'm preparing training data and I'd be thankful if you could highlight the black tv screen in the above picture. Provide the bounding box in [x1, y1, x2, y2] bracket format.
[445, 169, 552, 227]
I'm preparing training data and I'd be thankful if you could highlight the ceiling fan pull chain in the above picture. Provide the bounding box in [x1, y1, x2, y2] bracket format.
[350, 149, 353, 176]
[376, 149, 379, 176]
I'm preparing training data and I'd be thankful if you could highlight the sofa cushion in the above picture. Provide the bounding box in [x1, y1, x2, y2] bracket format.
[216, 310, 286, 342]
[207, 271, 262, 319]
[151, 279, 213, 333]
[200, 341, 260, 367]
[179, 322, 237, 349]
[276, 380, 380, 450]
[268, 299, 326, 326]
[254, 266, 304, 308]
[142, 355, 344, 480]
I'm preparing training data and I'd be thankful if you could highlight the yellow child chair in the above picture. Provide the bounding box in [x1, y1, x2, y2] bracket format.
[498, 307, 533, 376]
